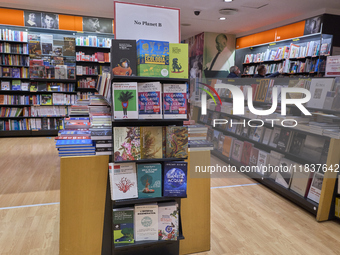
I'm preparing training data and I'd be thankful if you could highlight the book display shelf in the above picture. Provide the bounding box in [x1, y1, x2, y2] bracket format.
[107, 75, 189, 255]
[192, 77, 340, 222]
[236, 33, 333, 78]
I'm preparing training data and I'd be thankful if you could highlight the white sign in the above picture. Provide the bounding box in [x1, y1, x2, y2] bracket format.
[114, 1, 180, 43]
[325, 55, 340, 77]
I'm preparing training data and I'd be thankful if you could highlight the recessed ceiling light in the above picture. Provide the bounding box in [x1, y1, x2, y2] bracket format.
[219, 17, 226, 20]
[224, 0, 233, 2]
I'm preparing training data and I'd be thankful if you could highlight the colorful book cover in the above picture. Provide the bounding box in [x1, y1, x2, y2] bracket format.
[111, 40, 137, 76]
[56, 139, 93, 147]
[113, 208, 134, 244]
[11, 68, 21, 78]
[163, 161, 187, 197]
[137, 39, 169, 78]
[134, 204, 158, 241]
[1, 81, 10, 90]
[109, 162, 138, 200]
[241, 141, 253, 166]
[231, 140, 243, 162]
[137, 163, 162, 198]
[113, 82, 138, 119]
[140, 126, 162, 159]
[41, 94, 52, 105]
[11, 80, 21, 90]
[163, 83, 187, 119]
[169, 43, 188, 79]
[166, 126, 188, 158]
[138, 82, 162, 119]
[114, 127, 141, 161]
[158, 202, 179, 240]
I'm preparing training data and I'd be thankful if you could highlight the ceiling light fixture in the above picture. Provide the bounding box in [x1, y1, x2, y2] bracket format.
[219, 17, 226, 20]
[224, 0, 233, 2]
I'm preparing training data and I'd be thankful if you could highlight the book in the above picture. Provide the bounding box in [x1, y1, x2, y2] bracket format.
[158, 202, 179, 240]
[268, 127, 281, 148]
[163, 83, 187, 119]
[56, 139, 93, 147]
[137, 163, 162, 199]
[109, 162, 138, 200]
[113, 127, 141, 161]
[307, 78, 335, 109]
[276, 130, 293, 152]
[217, 134, 225, 153]
[267, 152, 284, 179]
[299, 135, 327, 162]
[137, 39, 169, 77]
[307, 172, 324, 203]
[134, 204, 158, 241]
[138, 82, 162, 119]
[275, 158, 295, 188]
[1, 81, 10, 90]
[41, 94, 52, 105]
[257, 150, 269, 175]
[262, 128, 273, 145]
[163, 161, 187, 197]
[231, 140, 243, 162]
[140, 126, 162, 159]
[169, 43, 188, 79]
[251, 126, 265, 142]
[111, 40, 137, 76]
[289, 132, 306, 155]
[249, 147, 259, 167]
[222, 136, 234, 158]
[113, 208, 134, 244]
[241, 141, 253, 166]
[113, 82, 138, 119]
[255, 79, 270, 102]
[166, 126, 188, 158]
[10, 80, 21, 91]
[290, 169, 313, 197]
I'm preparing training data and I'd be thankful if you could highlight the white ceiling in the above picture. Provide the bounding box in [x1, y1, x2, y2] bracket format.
[1, 0, 340, 39]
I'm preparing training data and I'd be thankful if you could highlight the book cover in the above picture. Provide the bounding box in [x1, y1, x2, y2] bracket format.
[212, 130, 220, 150]
[137, 163, 162, 199]
[134, 204, 158, 241]
[289, 132, 306, 155]
[251, 126, 265, 142]
[276, 129, 292, 152]
[255, 79, 270, 102]
[11, 80, 21, 90]
[140, 126, 162, 159]
[307, 172, 324, 204]
[290, 169, 313, 197]
[169, 43, 188, 79]
[268, 127, 281, 148]
[299, 135, 326, 162]
[217, 134, 225, 153]
[11, 68, 20, 78]
[163, 83, 187, 119]
[111, 40, 137, 76]
[275, 158, 295, 188]
[113, 82, 138, 119]
[241, 141, 253, 166]
[113, 127, 141, 161]
[109, 162, 138, 200]
[1, 81, 10, 90]
[138, 82, 162, 119]
[222, 136, 233, 158]
[158, 202, 179, 240]
[113, 208, 134, 244]
[56, 139, 93, 147]
[163, 161, 187, 197]
[257, 150, 269, 175]
[166, 126, 188, 158]
[307, 78, 335, 109]
[262, 128, 273, 145]
[249, 147, 259, 167]
[231, 140, 244, 162]
[137, 39, 169, 77]
[41, 94, 52, 105]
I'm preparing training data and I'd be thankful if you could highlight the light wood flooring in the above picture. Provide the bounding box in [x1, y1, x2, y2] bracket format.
[1, 138, 340, 255]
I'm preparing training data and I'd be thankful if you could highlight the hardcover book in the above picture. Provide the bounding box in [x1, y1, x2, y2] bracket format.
[163, 83, 187, 119]
[113, 127, 141, 161]
[166, 126, 188, 158]
[158, 202, 179, 240]
[137, 39, 169, 78]
[169, 43, 188, 79]
[113, 82, 138, 119]
[137, 163, 162, 199]
[109, 162, 138, 200]
[163, 161, 187, 197]
[134, 204, 158, 241]
[113, 208, 134, 244]
[231, 140, 244, 162]
[111, 40, 137, 76]
[140, 126, 162, 159]
[241, 141, 253, 166]
[138, 82, 162, 119]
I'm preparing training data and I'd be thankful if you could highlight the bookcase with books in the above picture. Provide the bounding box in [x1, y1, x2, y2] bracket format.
[236, 33, 333, 78]
[104, 39, 189, 255]
[192, 77, 340, 222]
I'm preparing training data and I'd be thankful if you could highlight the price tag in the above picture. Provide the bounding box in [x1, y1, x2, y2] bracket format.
[293, 38, 300, 41]
[269, 43, 276, 46]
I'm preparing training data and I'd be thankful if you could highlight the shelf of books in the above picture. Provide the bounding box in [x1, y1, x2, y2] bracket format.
[192, 77, 340, 221]
[107, 38, 189, 254]
[236, 33, 333, 77]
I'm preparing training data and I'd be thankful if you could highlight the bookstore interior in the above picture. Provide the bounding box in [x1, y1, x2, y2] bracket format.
[2, 1, 340, 255]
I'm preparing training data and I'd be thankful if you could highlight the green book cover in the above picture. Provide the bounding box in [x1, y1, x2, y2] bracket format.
[169, 43, 188, 79]
[41, 94, 52, 105]
[113, 208, 134, 244]
[137, 163, 162, 198]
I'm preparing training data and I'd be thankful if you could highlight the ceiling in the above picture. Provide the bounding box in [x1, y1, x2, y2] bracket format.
[1, 0, 340, 39]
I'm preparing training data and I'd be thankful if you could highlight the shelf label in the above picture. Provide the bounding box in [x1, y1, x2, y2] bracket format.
[269, 43, 276, 46]
[293, 38, 300, 41]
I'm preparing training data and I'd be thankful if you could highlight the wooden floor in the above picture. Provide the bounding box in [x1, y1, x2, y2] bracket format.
[1, 138, 340, 255]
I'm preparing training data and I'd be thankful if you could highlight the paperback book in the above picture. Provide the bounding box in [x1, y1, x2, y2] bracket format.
[241, 141, 253, 166]
[140, 126, 162, 159]
[307, 172, 324, 203]
[163, 161, 187, 197]
[158, 202, 179, 240]
[166, 126, 188, 158]
[231, 140, 243, 162]
[113, 82, 138, 119]
[138, 82, 162, 119]
[169, 43, 188, 79]
[113, 127, 141, 161]
[134, 204, 158, 241]
[113, 208, 134, 244]
[163, 84, 187, 119]
[111, 40, 137, 76]
[137, 163, 162, 199]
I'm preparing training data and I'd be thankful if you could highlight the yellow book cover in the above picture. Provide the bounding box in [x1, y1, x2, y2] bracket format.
[169, 43, 188, 79]
[255, 79, 270, 102]
[222, 136, 233, 158]
[140, 126, 163, 159]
